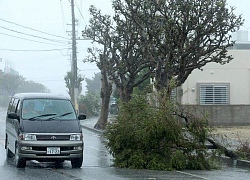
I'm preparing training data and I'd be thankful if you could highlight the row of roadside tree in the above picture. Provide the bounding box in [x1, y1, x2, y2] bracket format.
[79, 0, 246, 170]
[0, 71, 49, 107]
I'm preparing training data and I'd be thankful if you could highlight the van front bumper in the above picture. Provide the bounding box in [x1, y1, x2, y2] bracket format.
[17, 140, 84, 160]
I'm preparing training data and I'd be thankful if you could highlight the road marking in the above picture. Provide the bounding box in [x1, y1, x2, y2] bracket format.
[177, 171, 210, 180]
[89, 146, 99, 151]
[88, 146, 108, 153]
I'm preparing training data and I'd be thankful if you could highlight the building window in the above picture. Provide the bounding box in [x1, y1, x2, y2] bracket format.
[170, 88, 177, 101]
[199, 84, 229, 105]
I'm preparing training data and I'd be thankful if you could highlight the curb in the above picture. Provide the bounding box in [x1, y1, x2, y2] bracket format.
[219, 156, 250, 168]
[82, 125, 103, 135]
[237, 159, 250, 168]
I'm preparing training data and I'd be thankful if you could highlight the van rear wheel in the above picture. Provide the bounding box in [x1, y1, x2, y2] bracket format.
[15, 144, 26, 168]
[71, 157, 83, 168]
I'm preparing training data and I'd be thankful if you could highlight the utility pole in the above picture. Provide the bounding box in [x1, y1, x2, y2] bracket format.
[71, 0, 78, 111]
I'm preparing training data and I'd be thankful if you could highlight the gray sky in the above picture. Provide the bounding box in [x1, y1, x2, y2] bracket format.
[0, 0, 249, 96]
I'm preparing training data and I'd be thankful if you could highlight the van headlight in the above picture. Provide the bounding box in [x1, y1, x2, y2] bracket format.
[19, 133, 37, 141]
[70, 134, 82, 141]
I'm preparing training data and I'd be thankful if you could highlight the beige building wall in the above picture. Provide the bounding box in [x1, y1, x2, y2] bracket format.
[181, 50, 250, 105]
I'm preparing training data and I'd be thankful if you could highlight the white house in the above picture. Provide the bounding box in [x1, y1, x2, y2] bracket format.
[179, 31, 250, 125]
[182, 31, 250, 106]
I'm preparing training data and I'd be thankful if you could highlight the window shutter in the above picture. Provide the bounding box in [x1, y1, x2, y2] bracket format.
[199, 84, 229, 105]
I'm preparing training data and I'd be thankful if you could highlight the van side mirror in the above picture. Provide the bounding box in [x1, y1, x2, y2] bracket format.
[78, 114, 86, 120]
[7, 113, 19, 120]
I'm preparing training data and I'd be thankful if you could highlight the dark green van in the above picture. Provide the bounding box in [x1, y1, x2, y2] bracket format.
[5, 93, 86, 168]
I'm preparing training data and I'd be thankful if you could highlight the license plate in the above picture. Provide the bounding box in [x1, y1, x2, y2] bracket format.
[47, 147, 60, 154]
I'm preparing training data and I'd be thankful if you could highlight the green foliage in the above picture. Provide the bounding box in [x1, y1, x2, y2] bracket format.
[104, 91, 220, 170]
[85, 72, 101, 95]
[64, 71, 84, 101]
[18, 80, 49, 93]
[0, 73, 25, 95]
[236, 139, 250, 160]
[169, 150, 187, 170]
[78, 92, 100, 117]
[0, 73, 49, 108]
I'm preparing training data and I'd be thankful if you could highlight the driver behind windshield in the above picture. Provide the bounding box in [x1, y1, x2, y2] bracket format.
[22, 101, 38, 119]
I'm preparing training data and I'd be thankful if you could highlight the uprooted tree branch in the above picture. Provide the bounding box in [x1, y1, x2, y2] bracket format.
[175, 108, 239, 159]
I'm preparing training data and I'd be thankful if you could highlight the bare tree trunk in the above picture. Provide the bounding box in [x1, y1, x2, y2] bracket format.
[94, 55, 112, 130]
[207, 138, 238, 159]
[94, 82, 112, 130]
[118, 86, 133, 103]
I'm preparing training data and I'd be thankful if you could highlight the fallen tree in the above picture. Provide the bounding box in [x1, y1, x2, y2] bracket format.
[104, 92, 224, 170]
[176, 107, 239, 159]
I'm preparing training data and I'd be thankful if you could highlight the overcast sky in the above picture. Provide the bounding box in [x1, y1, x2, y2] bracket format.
[0, 0, 249, 97]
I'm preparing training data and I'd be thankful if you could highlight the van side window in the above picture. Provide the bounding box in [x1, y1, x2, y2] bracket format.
[13, 98, 20, 114]
[16, 99, 21, 114]
[8, 98, 20, 114]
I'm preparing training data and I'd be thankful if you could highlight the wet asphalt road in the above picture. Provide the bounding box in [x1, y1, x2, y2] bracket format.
[1, 108, 250, 179]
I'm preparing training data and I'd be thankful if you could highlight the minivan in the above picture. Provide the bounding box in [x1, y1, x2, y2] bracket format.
[5, 93, 86, 168]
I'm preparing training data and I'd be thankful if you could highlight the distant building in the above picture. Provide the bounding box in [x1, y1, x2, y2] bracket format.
[4, 60, 19, 76]
[228, 30, 250, 50]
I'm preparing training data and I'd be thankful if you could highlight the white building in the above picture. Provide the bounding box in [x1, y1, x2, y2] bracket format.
[182, 49, 250, 105]
[181, 31, 250, 106]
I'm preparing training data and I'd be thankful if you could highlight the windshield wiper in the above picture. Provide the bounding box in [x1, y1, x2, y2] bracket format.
[28, 113, 57, 121]
[46, 112, 73, 121]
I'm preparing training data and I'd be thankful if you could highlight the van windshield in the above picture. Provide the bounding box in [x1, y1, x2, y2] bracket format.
[22, 99, 77, 120]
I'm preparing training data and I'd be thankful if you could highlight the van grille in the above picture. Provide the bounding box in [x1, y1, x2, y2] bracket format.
[32, 146, 74, 151]
[36, 135, 70, 141]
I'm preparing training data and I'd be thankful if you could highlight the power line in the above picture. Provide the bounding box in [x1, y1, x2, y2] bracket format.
[60, 0, 67, 32]
[0, 17, 69, 40]
[0, 32, 69, 47]
[0, 26, 69, 44]
[0, 48, 69, 52]
[75, 1, 86, 24]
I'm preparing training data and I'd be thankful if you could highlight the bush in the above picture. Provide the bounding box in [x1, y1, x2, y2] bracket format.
[78, 93, 100, 117]
[236, 138, 250, 160]
[104, 92, 220, 170]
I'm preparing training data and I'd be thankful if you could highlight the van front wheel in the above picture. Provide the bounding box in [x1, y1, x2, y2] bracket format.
[71, 157, 83, 168]
[15, 144, 26, 168]
[6, 147, 14, 158]
[5, 137, 14, 158]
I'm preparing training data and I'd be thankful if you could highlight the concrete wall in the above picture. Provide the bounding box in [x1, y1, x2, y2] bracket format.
[184, 105, 250, 126]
